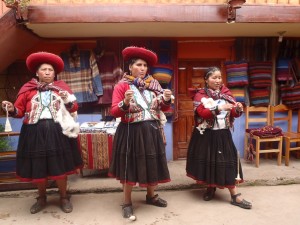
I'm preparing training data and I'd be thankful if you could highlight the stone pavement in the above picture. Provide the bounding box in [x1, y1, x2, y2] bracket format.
[64, 157, 300, 195]
[1, 157, 300, 197]
[1, 185, 300, 225]
[1, 157, 300, 225]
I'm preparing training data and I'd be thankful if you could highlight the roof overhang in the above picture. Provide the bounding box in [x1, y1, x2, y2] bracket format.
[24, 4, 300, 38]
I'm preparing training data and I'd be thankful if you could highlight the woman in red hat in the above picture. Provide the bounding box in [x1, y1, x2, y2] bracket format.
[186, 67, 252, 209]
[108, 46, 173, 220]
[1, 52, 83, 214]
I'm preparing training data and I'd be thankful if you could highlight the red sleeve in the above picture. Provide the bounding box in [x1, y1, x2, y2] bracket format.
[159, 98, 171, 111]
[13, 92, 28, 118]
[230, 107, 243, 118]
[66, 101, 78, 113]
[110, 82, 130, 118]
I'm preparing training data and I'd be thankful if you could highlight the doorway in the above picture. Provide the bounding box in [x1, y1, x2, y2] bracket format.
[173, 60, 223, 159]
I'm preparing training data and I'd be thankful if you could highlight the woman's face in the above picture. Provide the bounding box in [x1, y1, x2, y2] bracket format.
[36, 63, 55, 84]
[205, 70, 222, 91]
[129, 59, 148, 79]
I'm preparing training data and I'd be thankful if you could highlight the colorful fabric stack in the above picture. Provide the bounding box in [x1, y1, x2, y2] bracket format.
[247, 62, 273, 106]
[280, 84, 300, 109]
[276, 59, 291, 82]
[152, 64, 173, 85]
[225, 61, 249, 87]
[230, 87, 246, 103]
[249, 87, 271, 106]
[248, 62, 272, 87]
[224, 61, 248, 103]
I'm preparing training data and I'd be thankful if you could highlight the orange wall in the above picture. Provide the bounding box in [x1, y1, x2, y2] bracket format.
[177, 38, 235, 61]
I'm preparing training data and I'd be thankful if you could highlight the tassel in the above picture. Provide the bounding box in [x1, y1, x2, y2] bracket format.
[4, 104, 12, 132]
[235, 151, 241, 183]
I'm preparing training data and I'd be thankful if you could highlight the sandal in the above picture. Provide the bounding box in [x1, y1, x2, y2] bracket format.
[60, 195, 73, 213]
[203, 187, 216, 201]
[122, 203, 136, 220]
[231, 193, 252, 209]
[30, 196, 47, 214]
[146, 194, 167, 207]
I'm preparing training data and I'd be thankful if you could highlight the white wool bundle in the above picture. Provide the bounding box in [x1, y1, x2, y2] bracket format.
[4, 105, 12, 132]
[159, 110, 167, 126]
[56, 96, 80, 138]
[201, 97, 216, 109]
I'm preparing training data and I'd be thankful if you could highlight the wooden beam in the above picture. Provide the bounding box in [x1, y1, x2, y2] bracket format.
[27, 4, 300, 23]
[0, 10, 40, 72]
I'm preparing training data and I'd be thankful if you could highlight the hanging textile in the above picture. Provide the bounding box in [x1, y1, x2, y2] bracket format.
[276, 58, 291, 82]
[248, 61, 272, 88]
[224, 61, 249, 87]
[96, 52, 121, 105]
[57, 49, 103, 103]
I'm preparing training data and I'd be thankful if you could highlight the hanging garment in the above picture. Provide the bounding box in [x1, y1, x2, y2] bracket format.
[96, 52, 121, 105]
[58, 50, 103, 103]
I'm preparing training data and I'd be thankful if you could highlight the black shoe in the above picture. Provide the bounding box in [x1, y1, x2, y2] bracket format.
[146, 194, 168, 207]
[203, 187, 216, 201]
[231, 193, 252, 209]
[30, 196, 47, 214]
[122, 203, 133, 218]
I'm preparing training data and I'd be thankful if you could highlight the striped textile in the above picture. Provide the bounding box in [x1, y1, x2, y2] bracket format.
[248, 62, 272, 87]
[57, 50, 103, 103]
[280, 84, 300, 109]
[77, 132, 113, 170]
[249, 87, 270, 106]
[230, 87, 246, 103]
[276, 59, 291, 81]
[290, 58, 300, 82]
[152, 64, 173, 85]
[224, 61, 249, 87]
[96, 52, 120, 104]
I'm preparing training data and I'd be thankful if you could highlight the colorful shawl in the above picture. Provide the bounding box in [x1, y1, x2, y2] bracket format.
[121, 73, 163, 95]
[17, 78, 73, 96]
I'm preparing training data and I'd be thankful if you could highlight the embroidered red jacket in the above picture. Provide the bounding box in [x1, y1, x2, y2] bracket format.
[111, 81, 171, 123]
[12, 80, 78, 124]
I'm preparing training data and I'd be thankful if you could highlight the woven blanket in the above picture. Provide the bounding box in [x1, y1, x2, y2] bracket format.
[248, 62, 272, 87]
[225, 61, 249, 87]
[77, 132, 113, 170]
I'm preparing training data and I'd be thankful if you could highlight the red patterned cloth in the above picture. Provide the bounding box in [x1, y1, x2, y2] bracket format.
[77, 132, 113, 170]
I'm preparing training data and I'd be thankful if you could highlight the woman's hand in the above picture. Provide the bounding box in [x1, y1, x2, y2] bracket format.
[218, 103, 234, 111]
[1, 101, 14, 112]
[235, 102, 244, 112]
[59, 91, 69, 101]
[124, 90, 134, 105]
[163, 89, 172, 102]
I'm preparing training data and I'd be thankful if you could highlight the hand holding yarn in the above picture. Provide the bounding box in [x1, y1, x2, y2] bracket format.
[59, 91, 68, 101]
[235, 102, 244, 112]
[218, 103, 234, 111]
[1, 101, 14, 113]
[124, 90, 134, 105]
[163, 89, 173, 102]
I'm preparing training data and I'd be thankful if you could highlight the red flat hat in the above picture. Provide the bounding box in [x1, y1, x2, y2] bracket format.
[122, 46, 158, 67]
[26, 52, 64, 74]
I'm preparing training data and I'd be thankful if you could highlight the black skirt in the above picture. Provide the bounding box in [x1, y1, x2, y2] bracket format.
[186, 128, 243, 188]
[16, 119, 83, 182]
[108, 120, 170, 187]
